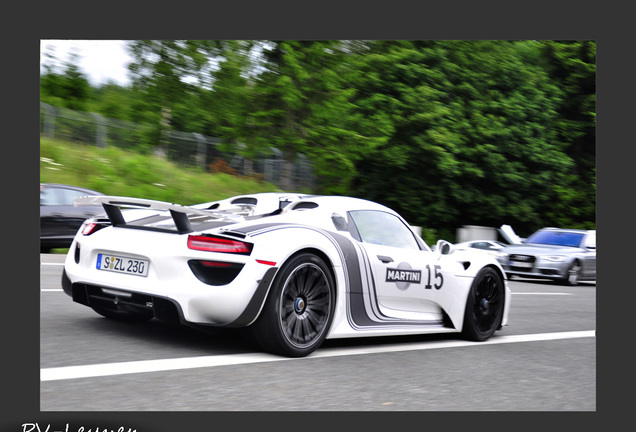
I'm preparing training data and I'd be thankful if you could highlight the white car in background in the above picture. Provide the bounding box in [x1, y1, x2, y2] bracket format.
[454, 240, 509, 266]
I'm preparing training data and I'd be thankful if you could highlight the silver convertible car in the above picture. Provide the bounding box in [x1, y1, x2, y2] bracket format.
[501, 227, 596, 285]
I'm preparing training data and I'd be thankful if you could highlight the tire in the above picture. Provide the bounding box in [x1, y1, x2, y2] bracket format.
[91, 306, 154, 323]
[244, 252, 335, 357]
[462, 267, 505, 341]
[560, 261, 581, 286]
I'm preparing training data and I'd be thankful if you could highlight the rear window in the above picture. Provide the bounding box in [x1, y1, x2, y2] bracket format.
[40, 186, 89, 206]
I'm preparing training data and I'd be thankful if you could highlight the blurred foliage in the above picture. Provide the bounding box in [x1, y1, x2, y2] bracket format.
[244, 41, 387, 193]
[349, 40, 587, 236]
[40, 51, 91, 111]
[40, 40, 596, 237]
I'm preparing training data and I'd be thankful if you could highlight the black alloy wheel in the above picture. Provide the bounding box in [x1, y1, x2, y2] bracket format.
[279, 261, 332, 349]
[246, 253, 335, 357]
[462, 267, 505, 341]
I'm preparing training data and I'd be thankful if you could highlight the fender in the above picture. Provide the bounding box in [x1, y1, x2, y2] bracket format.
[230, 223, 348, 327]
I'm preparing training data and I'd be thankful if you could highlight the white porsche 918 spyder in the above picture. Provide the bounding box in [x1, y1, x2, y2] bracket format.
[62, 193, 510, 357]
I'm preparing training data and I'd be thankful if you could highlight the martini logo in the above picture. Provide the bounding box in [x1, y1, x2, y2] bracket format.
[386, 262, 421, 290]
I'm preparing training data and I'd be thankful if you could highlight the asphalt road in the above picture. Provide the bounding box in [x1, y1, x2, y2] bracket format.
[40, 253, 596, 412]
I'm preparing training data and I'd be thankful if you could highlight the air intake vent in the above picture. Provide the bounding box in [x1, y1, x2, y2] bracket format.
[290, 201, 318, 210]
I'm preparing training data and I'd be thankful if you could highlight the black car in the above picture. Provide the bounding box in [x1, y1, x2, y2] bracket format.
[40, 183, 104, 252]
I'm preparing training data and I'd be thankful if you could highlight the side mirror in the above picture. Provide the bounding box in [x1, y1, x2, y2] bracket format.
[435, 240, 455, 257]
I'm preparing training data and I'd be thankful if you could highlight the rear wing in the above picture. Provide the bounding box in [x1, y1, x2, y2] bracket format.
[74, 195, 244, 234]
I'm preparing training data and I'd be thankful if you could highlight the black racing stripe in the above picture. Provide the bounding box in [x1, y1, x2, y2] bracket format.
[327, 232, 380, 327]
[232, 222, 296, 235]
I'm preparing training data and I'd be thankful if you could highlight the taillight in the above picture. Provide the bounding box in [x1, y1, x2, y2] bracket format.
[187, 235, 253, 255]
[200, 261, 234, 267]
[81, 222, 106, 236]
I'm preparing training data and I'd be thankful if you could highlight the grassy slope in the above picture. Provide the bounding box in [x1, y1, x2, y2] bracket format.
[40, 138, 280, 205]
[40, 138, 282, 253]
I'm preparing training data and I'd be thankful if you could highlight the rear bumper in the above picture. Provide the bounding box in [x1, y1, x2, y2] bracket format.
[63, 269, 183, 323]
[63, 231, 279, 327]
[62, 267, 278, 328]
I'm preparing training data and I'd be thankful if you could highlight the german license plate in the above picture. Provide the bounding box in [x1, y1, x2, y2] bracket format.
[97, 253, 149, 277]
[510, 260, 533, 268]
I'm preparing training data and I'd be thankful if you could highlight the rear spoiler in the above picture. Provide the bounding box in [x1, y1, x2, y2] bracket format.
[74, 195, 244, 234]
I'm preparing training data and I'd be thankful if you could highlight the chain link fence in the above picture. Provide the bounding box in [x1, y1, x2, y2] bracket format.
[40, 102, 315, 190]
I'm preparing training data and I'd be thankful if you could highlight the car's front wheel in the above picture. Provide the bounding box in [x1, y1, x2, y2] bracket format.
[462, 267, 505, 341]
[560, 261, 581, 286]
[245, 252, 335, 357]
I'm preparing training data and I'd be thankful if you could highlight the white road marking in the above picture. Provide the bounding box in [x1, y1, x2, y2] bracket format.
[41, 289, 63, 292]
[40, 287, 573, 295]
[511, 292, 572, 295]
[41, 330, 595, 382]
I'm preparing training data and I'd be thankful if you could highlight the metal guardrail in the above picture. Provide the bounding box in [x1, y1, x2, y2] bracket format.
[40, 102, 315, 189]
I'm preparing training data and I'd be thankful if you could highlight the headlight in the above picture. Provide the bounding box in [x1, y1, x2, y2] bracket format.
[543, 255, 567, 262]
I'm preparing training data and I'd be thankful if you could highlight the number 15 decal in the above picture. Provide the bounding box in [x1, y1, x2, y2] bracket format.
[425, 264, 443, 289]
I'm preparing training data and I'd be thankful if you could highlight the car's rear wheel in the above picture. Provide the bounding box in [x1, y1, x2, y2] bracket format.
[462, 267, 505, 341]
[245, 252, 335, 357]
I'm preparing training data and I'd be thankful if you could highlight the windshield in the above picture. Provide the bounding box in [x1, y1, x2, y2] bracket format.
[526, 230, 585, 248]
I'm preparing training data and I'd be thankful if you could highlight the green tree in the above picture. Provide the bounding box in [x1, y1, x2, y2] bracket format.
[351, 41, 571, 237]
[88, 82, 135, 120]
[206, 40, 258, 172]
[40, 50, 92, 111]
[539, 41, 596, 229]
[126, 40, 222, 148]
[245, 41, 384, 193]
[209, 40, 254, 139]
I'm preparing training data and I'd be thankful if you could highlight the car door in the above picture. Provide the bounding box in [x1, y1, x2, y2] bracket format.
[348, 210, 451, 321]
[40, 185, 67, 239]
